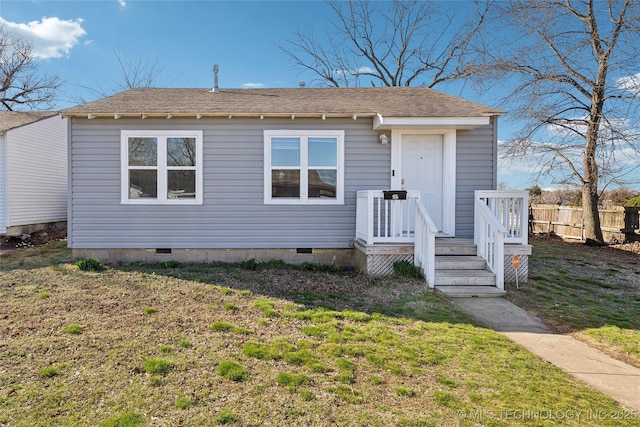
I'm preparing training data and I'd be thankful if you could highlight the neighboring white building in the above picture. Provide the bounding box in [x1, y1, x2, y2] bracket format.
[0, 112, 68, 236]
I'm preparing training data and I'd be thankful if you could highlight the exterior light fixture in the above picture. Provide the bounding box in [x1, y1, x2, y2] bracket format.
[379, 134, 389, 145]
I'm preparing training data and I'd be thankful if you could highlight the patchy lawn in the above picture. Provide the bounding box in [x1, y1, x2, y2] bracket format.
[1, 242, 637, 426]
[505, 235, 640, 368]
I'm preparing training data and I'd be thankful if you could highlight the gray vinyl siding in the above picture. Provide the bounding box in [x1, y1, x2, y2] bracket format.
[69, 117, 390, 249]
[5, 115, 68, 228]
[455, 117, 497, 237]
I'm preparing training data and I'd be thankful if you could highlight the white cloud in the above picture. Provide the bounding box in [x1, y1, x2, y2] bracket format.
[0, 16, 87, 59]
[617, 73, 640, 92]
[242, 82, 265, 89]
[334, 67, 376, 76]
[118, 0, 127, 7]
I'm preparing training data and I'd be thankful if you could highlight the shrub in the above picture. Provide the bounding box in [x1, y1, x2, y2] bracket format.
[240, 258, 258, 270]
[393, 260, 421, 278]
[76, 257, 105, 272]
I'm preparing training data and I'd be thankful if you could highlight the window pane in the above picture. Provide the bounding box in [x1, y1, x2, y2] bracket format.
[308, 138, 337, 167]
[129, 137, 157, 166]
[272, 170, 300, 198]
[168, 170, 196, 199]
[308, 170, 336, 198]
[129, 170, 157, 198]
[167, 137, 196, 167]
[271, 138, 300, 166]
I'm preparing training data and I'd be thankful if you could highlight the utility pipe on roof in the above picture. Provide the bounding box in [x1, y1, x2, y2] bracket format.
[212, 65, 220, 93]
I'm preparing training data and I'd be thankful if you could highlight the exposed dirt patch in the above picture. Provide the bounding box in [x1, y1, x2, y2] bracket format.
[1, 223, 67, 252]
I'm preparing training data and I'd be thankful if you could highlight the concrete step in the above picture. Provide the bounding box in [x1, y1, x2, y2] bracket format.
[435, 255, 487, 270]
[436, 285, 506, 298]
[435, 269, 496, 286]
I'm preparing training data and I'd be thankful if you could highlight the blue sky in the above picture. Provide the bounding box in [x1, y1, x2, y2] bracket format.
[0, 0, 337, 103]
[1, 0, 638, 191]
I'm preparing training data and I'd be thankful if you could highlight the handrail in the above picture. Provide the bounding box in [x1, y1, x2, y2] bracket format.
[475, 198, 507, 289]
[414, 202, 437, 287]
[475, 190, 529, 245]
[356, 190, 421, 244]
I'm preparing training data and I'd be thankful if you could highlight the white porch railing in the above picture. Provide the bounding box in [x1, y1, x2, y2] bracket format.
[414, 202, 437, 288]
[356, 190, 421, 245]
[475, 190, 529, 245]
[475, 198, 507, 290]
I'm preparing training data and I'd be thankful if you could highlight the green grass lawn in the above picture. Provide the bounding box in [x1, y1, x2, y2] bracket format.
[1, 241, 637, 426]
[505, 236, 640, 367]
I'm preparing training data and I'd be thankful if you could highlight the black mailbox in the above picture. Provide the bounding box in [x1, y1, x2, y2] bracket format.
[383, 190, 407, 200]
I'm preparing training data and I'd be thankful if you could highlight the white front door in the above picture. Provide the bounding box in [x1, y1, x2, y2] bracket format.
[401, 134, 444, 232]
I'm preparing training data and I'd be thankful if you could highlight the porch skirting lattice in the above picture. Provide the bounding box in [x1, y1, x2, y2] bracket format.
[503, 254, 529, 285]
[353, 240, 414, 276]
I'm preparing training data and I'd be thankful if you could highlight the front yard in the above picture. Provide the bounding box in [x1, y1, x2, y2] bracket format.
[0, 239, 638, 426]
[505, 236, 640, 368]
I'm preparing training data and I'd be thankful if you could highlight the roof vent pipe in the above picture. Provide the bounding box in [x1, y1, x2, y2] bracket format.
[212, 64, 220, 93]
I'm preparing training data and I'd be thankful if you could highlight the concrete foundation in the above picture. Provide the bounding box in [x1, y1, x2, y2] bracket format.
[72, 247, 354, 266]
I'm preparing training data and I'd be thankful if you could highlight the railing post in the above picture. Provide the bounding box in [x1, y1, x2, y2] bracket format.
[495, 231, 505, 290]
[366, 191, 374, 245]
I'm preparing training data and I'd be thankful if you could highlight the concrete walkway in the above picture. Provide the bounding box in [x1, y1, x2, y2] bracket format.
[450, 297, 640, 412]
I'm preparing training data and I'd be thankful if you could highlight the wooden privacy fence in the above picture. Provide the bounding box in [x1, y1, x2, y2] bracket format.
[529, 204, 638, 242]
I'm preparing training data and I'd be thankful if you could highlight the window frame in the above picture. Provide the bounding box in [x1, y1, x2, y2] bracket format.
[121, 130, 203, 205]
[264, 130, 345, 205]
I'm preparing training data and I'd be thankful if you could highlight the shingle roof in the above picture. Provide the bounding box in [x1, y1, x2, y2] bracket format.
[0, 111, 58, 134]
[61, 87, 504, 118]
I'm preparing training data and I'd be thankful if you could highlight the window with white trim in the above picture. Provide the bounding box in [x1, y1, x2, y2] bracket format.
[264, 130, 344, 205]
[121, 130, 203, 204]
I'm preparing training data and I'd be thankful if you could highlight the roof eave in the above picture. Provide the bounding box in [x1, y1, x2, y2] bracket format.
[61, 112, 380, 120]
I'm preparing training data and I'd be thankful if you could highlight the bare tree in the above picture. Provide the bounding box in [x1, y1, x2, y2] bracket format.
[280, 0, 488, 88]
[470, 0, 640, 245]
[70, 50, 168, 104]
[0, 25, 60, 111]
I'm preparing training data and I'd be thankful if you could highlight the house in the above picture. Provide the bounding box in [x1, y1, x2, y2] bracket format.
[0, 112, 68, 236]
[62, 86, 531, 296]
